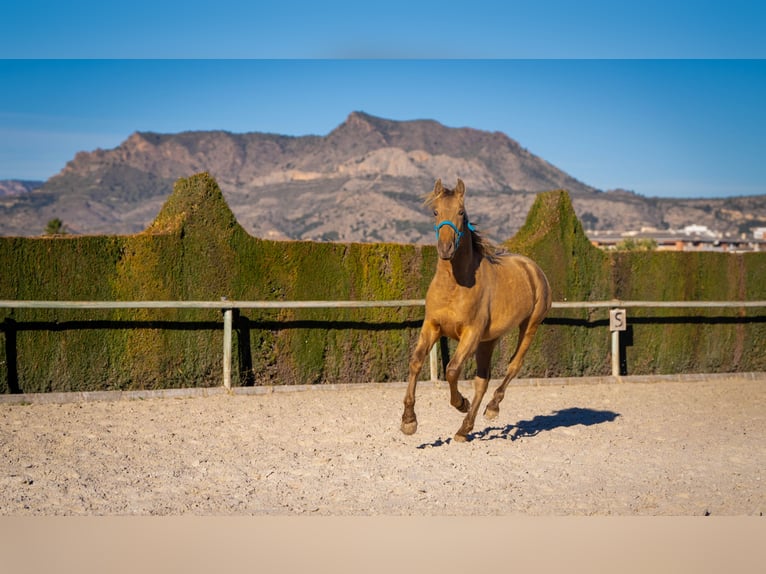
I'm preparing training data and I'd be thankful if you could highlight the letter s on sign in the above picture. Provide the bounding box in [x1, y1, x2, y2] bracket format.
[610, 308, 627, 332]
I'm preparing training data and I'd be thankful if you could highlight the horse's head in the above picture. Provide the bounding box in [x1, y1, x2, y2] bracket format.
[426, 178, 475, 260]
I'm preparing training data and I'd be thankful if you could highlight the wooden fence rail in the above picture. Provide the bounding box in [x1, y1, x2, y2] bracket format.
[2, 299, 766, 387]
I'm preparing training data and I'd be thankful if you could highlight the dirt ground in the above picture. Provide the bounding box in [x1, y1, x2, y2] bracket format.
[0, 374, 764, 516]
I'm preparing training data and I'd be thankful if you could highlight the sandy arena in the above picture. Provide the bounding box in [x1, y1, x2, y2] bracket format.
[1, 374, 764, 516]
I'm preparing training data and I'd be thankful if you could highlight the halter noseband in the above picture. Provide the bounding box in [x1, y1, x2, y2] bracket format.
[434, 219, 476, 249]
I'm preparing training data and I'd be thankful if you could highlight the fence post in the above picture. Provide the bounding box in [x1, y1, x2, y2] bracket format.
[222, 306, 233, 389]
[611, 330, 620, 377]
[609, 308, 627, 377]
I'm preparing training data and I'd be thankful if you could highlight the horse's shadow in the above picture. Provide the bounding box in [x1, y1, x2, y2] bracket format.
[417, 407, 620, 448]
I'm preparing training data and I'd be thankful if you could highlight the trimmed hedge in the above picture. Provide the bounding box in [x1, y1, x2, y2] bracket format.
[1, 173, 431, 392]
[1, 173, 764, 393]
[505, 190, 766, 377]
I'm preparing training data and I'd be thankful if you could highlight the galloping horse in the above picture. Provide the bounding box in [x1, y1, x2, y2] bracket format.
[401, 178, 552, 442]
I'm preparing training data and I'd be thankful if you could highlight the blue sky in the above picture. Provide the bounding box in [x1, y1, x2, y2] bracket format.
[1, 1, 765, 199]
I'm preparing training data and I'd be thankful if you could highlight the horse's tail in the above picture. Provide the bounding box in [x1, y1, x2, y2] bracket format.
[536, 264, 553, 318]
[521, 256, 552, 323]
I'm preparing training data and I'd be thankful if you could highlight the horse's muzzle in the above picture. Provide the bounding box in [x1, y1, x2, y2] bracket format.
[434, 219, 472, 260]
[437, 239, 457, 260]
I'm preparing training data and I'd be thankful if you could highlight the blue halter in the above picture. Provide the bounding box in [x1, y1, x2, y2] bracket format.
[434, 219, 477, 249]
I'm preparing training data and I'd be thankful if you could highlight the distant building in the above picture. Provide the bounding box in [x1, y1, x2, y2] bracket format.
[682, 224, 716, 237]
[589, 228, 765, 253]
[754, 227, 766, 240]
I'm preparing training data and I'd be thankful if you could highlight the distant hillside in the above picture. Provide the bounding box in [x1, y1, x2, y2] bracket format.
[1, 112, 764, 241]
[0, 180, 43, 196]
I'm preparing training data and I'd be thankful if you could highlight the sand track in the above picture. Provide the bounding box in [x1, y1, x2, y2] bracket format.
[1, 375, 764, 516]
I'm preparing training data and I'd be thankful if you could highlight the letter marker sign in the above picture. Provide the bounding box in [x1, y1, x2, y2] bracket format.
[610, 308, 627, 332]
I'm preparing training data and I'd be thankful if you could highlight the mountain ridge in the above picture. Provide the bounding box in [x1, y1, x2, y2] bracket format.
[1, 111, 764, 241]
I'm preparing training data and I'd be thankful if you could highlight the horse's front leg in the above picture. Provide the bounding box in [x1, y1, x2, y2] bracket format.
[401, 321, 441, 435]
[451, 338, 495, 442]
[444, 330, 484, 442]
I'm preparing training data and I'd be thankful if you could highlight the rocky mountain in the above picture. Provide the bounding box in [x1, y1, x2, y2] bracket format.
[1, 111, 764, 242]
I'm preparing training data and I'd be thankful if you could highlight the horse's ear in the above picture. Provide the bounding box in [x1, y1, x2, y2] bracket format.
[455, 178, 465, 199]
[433, 179, 444, 196]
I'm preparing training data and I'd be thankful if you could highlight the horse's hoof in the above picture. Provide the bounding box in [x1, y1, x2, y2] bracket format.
[401, 420, 418, 435]
[484, 406, 499, 420]
[453, 433, 468, 443]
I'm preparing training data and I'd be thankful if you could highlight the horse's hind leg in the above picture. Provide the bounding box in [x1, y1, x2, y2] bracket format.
[484, 320, 540, 420]
[454, 339, 496, 442]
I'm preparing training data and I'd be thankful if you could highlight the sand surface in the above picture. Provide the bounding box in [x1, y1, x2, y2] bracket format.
[1, 375, 764, 516]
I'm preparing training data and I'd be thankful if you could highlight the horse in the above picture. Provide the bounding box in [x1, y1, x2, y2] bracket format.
[401, 178, 552, 442]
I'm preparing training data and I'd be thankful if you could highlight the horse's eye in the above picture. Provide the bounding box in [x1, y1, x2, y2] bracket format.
[433, 210, 438, 217]
[458, 210, 465, 217]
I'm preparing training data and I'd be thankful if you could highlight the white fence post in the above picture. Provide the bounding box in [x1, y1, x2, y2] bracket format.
[609, 308, 627, 377]
[222, 306, 233, 389]
[611, 330, 620, 377]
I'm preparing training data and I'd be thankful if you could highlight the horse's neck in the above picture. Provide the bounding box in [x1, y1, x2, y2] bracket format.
[437, 237, 480, 287]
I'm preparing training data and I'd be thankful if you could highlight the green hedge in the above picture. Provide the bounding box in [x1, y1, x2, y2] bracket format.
[1, 173, 764, 393]
[504, 190, 766, 377]
[1, 173, 431, 392]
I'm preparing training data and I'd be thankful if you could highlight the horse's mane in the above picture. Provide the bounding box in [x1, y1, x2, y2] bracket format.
[423, 188, 444, 209]
[470, 226, 505, 264]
